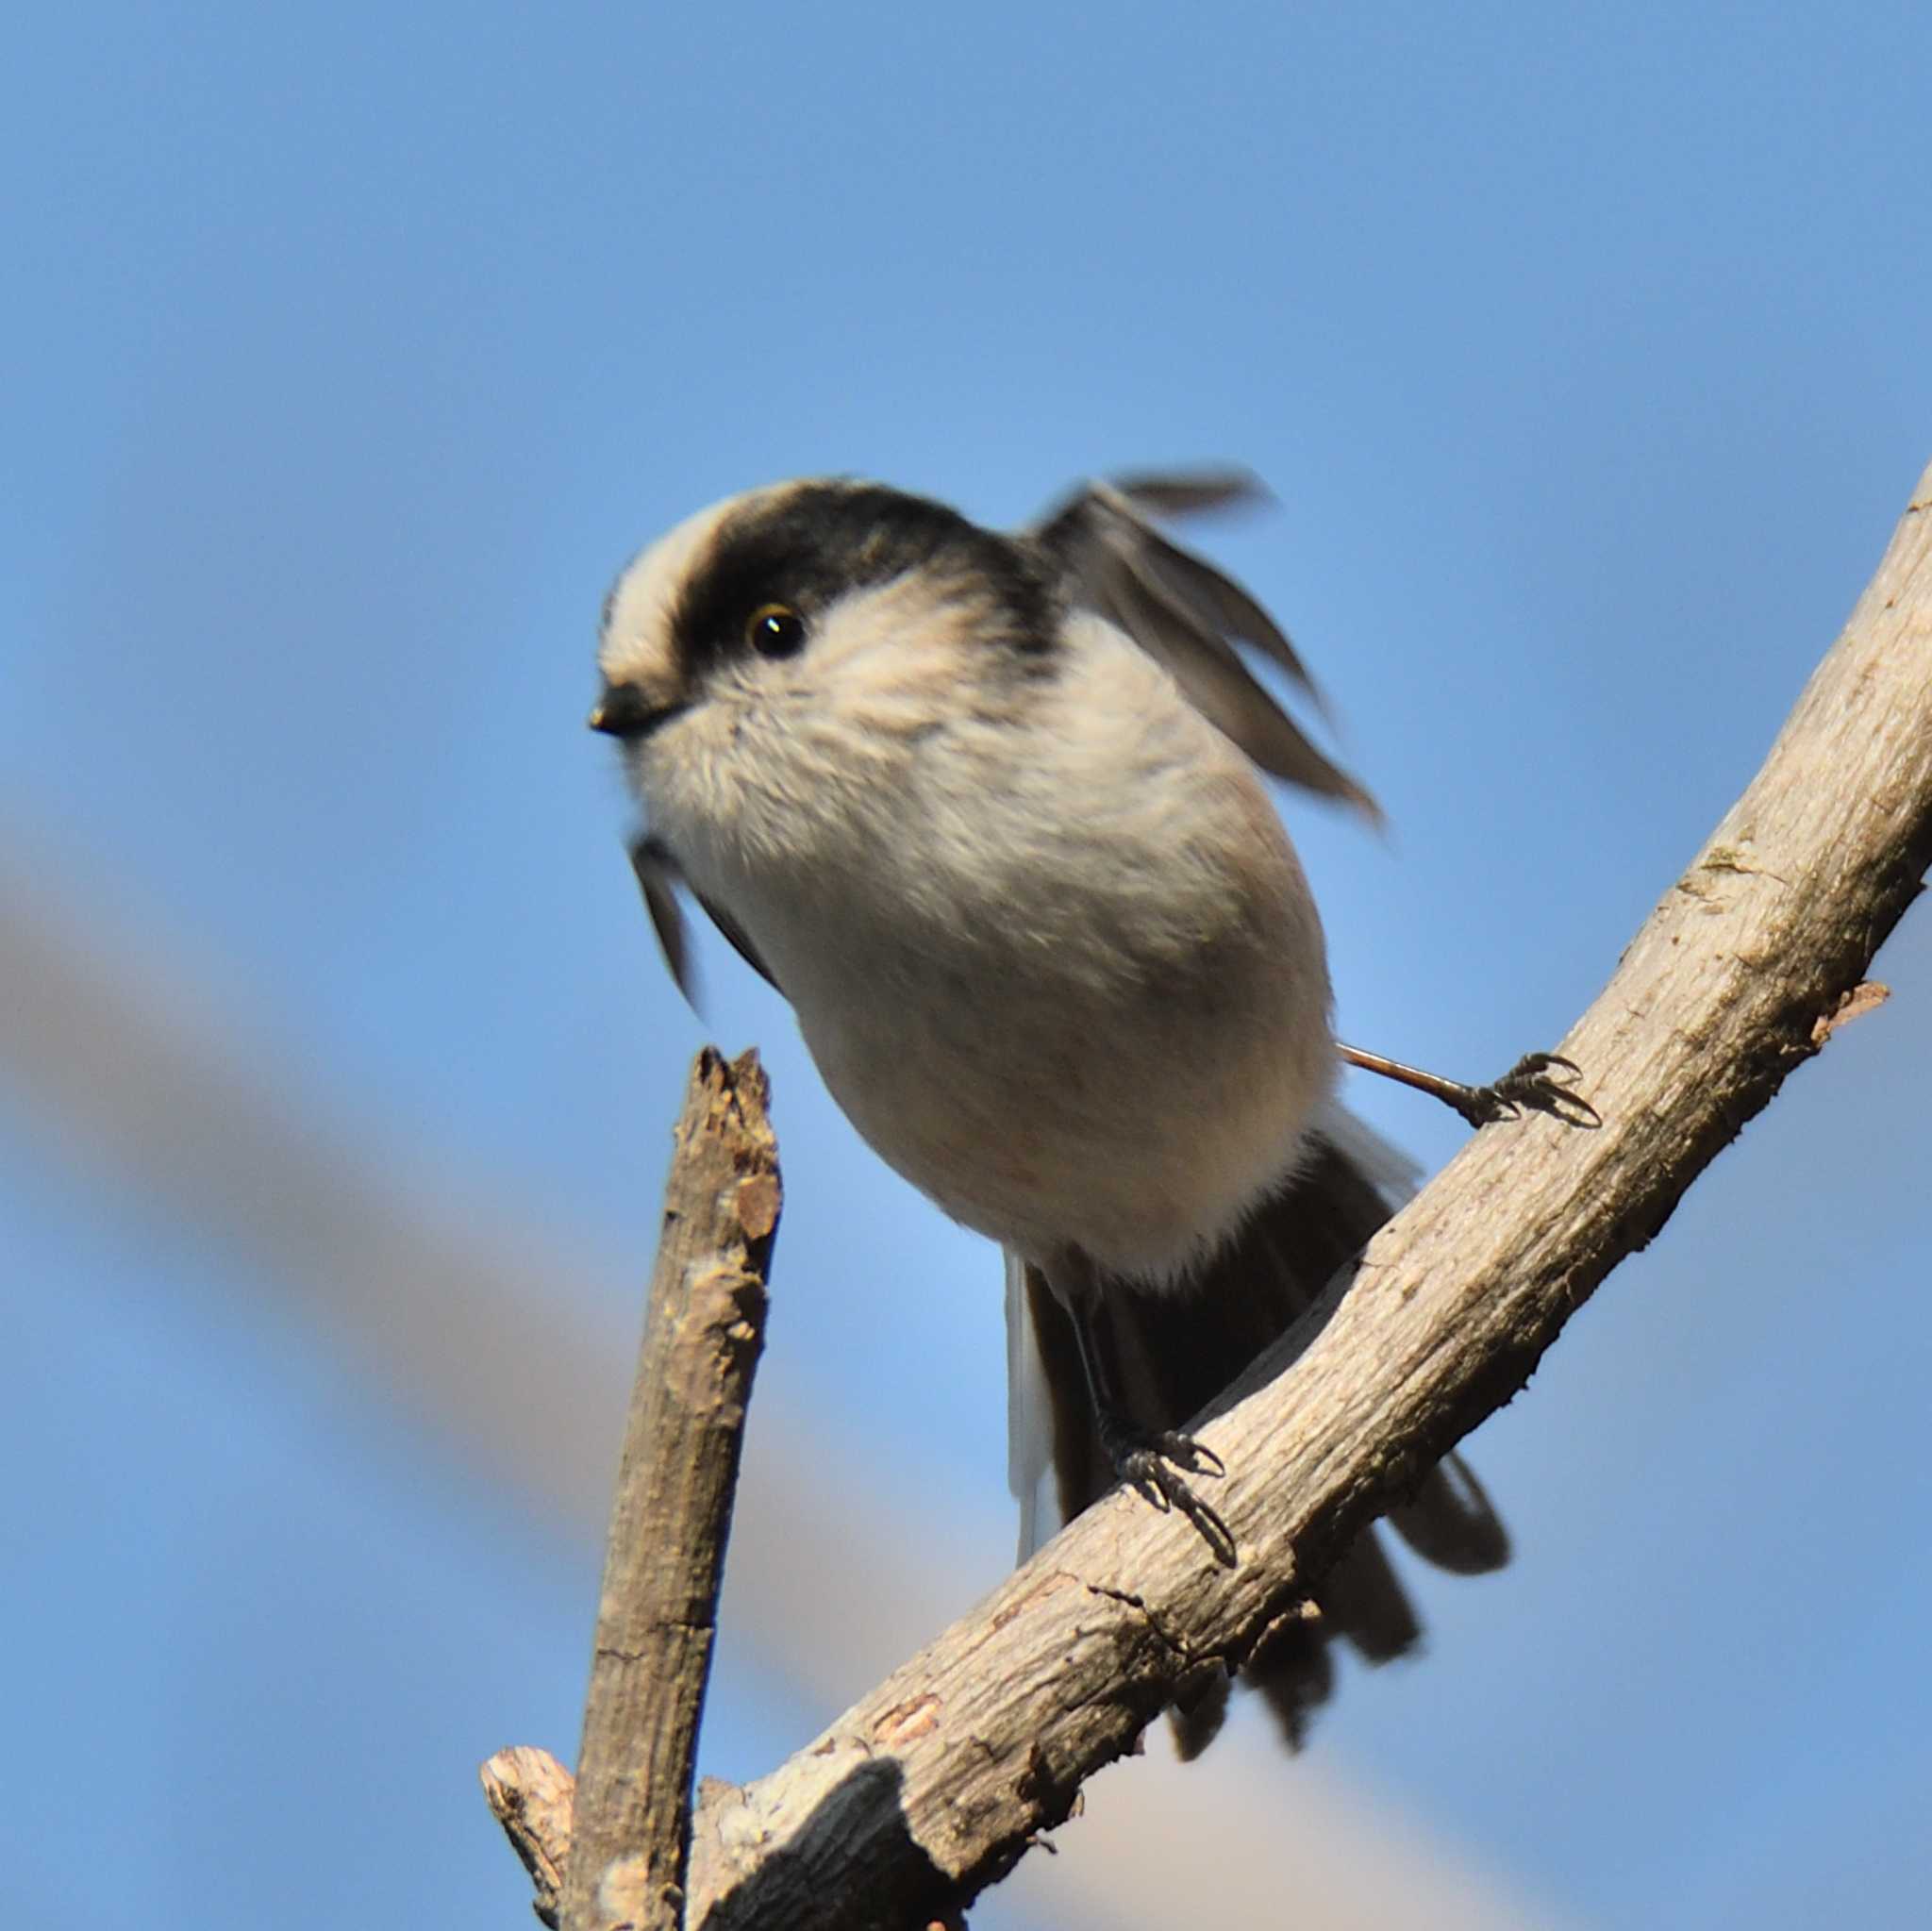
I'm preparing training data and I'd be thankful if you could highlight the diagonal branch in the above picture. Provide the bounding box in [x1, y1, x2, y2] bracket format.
[669, 462, 1932, 1930]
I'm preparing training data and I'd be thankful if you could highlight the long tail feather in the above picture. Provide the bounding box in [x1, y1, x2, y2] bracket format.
[1006, 1101, 1508, 1755]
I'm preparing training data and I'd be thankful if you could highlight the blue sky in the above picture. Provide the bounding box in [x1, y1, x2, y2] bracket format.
[4, 6, 1930, 1926]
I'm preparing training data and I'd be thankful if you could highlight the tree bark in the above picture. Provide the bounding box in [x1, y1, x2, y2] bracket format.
[555, 1049, 780, 1931]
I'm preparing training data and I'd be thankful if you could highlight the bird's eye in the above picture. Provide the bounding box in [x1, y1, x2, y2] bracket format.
[745, 603, 806, 658]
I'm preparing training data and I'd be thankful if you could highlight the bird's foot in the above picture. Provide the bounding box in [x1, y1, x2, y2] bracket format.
[1453, 1052, 1599, 1129]
[1100, 1416, 1237, 1567]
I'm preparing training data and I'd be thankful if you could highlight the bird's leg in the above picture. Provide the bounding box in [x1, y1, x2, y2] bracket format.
[1045, 1246, 1238, 1567]
[1336, 1042, 1600, 1130]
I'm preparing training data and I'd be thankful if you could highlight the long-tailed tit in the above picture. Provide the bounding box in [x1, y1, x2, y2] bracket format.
[591, 471, 1589, 1750]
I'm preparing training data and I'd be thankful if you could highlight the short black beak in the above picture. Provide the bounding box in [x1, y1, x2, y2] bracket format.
[588, 682, 677, 740]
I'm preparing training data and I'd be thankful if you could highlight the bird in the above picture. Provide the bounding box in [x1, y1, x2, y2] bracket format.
[590, 469, 1589, 1751]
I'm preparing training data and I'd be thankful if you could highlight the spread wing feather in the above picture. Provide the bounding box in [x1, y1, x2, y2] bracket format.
[1031, 474, 1380, 823]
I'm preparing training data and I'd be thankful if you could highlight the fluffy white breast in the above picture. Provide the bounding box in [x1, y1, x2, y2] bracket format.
[641, 592, 1337, 1283]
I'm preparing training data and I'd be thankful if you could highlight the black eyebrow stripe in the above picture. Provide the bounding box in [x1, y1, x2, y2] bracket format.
[672, 482, 1059, 671]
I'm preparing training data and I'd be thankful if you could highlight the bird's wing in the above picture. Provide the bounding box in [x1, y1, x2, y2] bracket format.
[626, 833, 782, 1005]
[1030, 471, 1381, 823]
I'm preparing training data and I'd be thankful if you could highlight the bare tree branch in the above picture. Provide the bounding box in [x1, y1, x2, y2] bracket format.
[657, 461, 1932, 1930]
[555, 1049, 781, 1931]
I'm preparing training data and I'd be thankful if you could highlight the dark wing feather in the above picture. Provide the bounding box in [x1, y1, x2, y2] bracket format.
[691, 885, 780, 992]
[1022, 1117, 1507, 1756]
[1105, 467, 1270, 520]
[628, 836, 697, 1002]
[1031, 474, 1379, 823]
[625, 834, 783, 1003]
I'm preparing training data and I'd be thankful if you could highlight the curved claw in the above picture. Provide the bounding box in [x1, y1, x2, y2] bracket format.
[1103, 1423, 1237, 1565]
[1122, 1450, 1238, 1568]
[1152, 1430, 1225, 1478]
[1489, 1051, 1602, 1129]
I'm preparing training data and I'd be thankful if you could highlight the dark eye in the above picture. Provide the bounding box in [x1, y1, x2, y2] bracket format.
[745, 603, 806, 658]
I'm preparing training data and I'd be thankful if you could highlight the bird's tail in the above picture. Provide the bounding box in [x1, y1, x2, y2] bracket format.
[1004, 1099, 1507, 1755]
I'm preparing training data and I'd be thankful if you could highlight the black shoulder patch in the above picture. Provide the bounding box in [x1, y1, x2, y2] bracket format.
[673, 482, 1058, 671]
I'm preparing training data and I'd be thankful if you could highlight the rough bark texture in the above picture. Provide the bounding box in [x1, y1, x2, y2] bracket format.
[669, 464, 1932, 1929]
[482, 1746, 576, 1929]
[557, 1049, 781, 1931]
